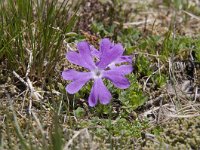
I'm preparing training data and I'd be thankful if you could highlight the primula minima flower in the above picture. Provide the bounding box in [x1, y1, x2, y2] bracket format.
[62, 38, 133, 107]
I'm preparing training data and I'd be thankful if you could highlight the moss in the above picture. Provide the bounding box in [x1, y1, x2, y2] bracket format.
[144, 117, 200, 149]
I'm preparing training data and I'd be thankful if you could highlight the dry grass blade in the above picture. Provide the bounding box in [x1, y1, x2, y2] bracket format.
[182, 10, 200, 21]
[63, 128, 95, 150]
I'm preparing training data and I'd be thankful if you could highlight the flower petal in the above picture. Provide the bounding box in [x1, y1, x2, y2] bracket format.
[77, 41, 96, 69]
[62, 69, 91, 80]
[109, 65, 133, 75]
[91, 45, 101, 58]
[66, 51, 86, 67]
[115, 56, 132, 64]
[66, 51, 95, 70]
[65, 73, 92, 94]
[88, 79, 112, 107]
[88, 81, 98, 107]
[108, 56, 132, 69]
[77, 41, 91, 54]
[97, 43, 124, 69]
[103, 71, 130, 89]
[66, 41, 96, 70]
[100, 38, 112, 54]
[96, 79, 112, 105]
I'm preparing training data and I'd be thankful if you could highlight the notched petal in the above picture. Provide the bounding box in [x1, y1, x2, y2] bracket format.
[76, 41, 96, 70]
[66, 51, 84, 66]
[103, 71, 130, 89]
[62, 69, 92, 81]
[77, 41, 90, 55]
[62, 69, 77, 80]
[100, 38, 112, 53]
[88, 79, 112, 107]
[109, 65, 133, 75]
[88, 82, 98, 107]
[66, 77, 91, 94]
[97, 79, 112, 105]
[64, 72, 92, 94]
[97, 42, 125, 69]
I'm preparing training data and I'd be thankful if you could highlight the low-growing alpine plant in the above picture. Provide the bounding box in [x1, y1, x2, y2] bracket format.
[62, 38, 133, 107]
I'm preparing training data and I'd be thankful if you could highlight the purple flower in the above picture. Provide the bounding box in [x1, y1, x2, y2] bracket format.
[62, 38, 133, 107]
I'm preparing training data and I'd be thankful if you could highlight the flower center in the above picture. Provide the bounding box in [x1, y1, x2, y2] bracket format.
[92, 68, 103, 79]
